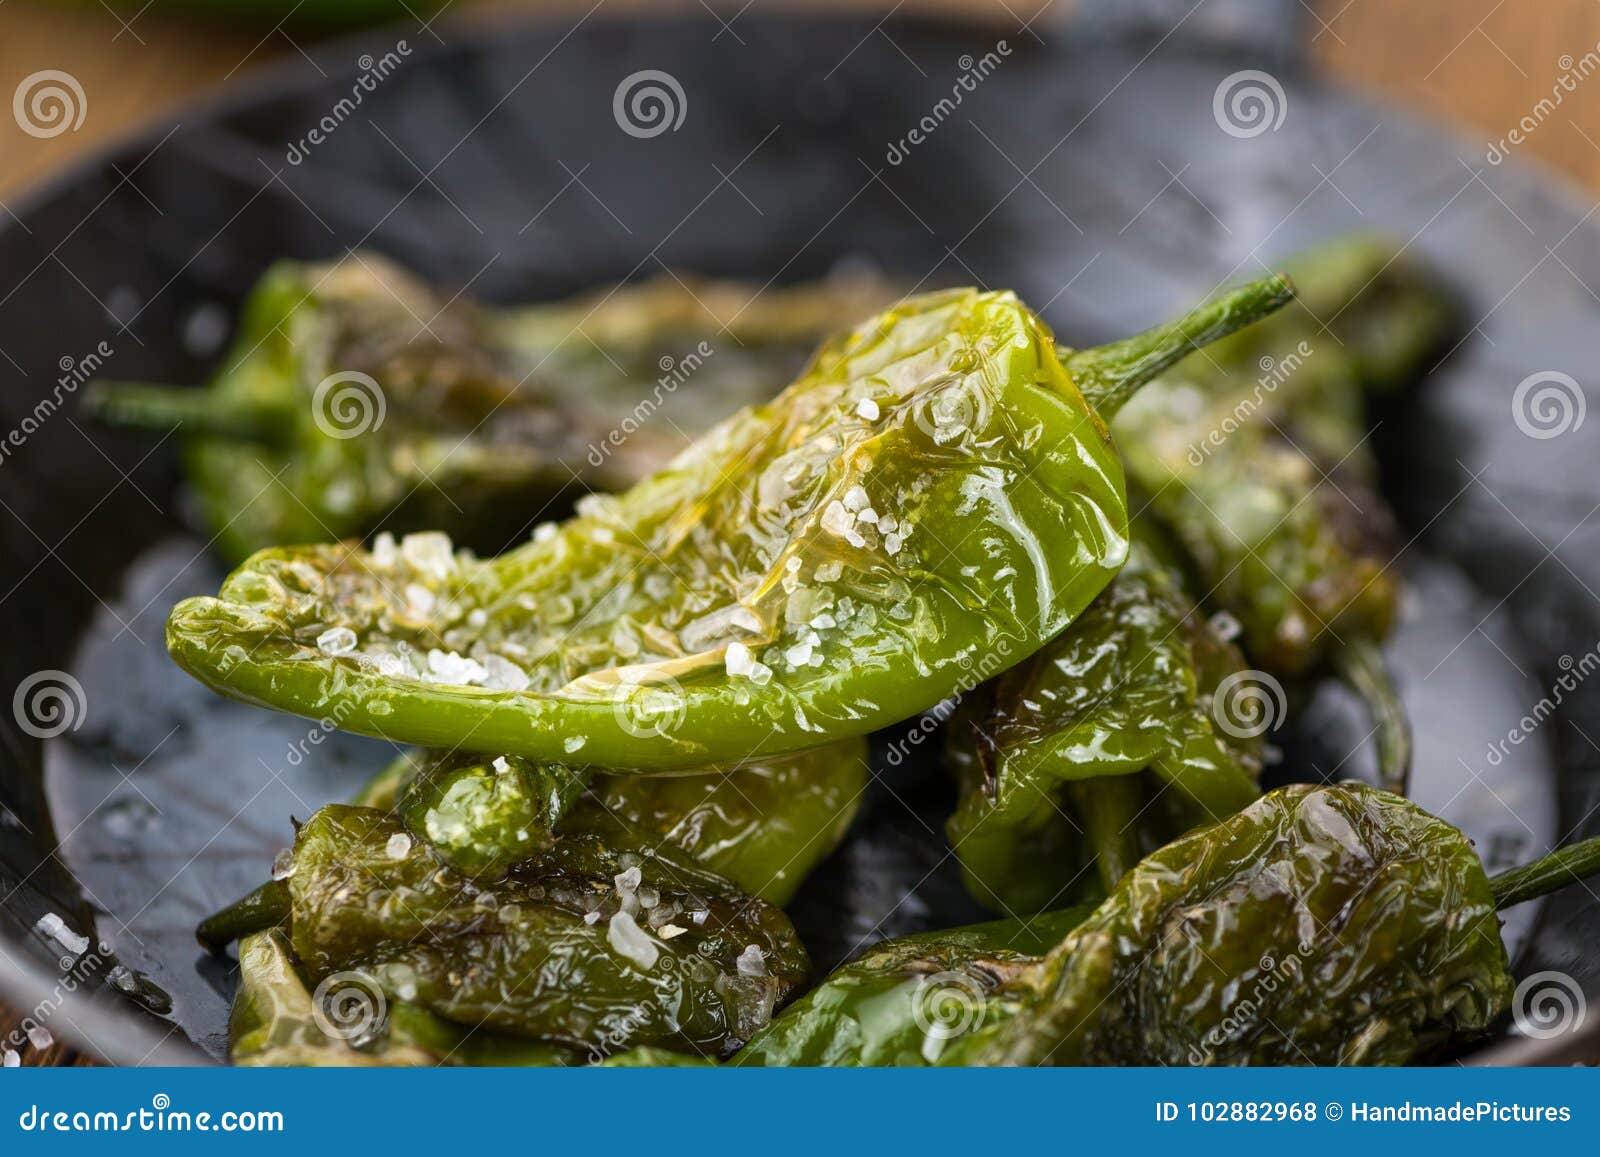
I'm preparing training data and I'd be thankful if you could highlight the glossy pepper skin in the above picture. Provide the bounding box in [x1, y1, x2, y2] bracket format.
[165, 278, 1293, 771]
[732, 906, 1091, 1067]
[356, 738, 870, 904]
[229, 930, 577, 1067]
[86, 255, 898, 562]
[1113, 239, 1456, 789]
[942, 784, 1512, 1066]
[223, 803, 810, 1058]
[946, 539, 1263, 913]
[392, 749, 591, 878]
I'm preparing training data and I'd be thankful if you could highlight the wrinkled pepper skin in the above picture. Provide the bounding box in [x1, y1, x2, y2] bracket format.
[393, 749, 590, 878]
[358, 738, 870, 904]
[947, 541, 1263, 913]
[87, 255, 898, 561]
[942, 784, 1511, 1066]
[733, 906, 1091, 1067]
[1113, 238, 1453, 679]
[229, 930, 576, 1067]
[166, 279, 1293, 770]
[280, 804, 809, 1057]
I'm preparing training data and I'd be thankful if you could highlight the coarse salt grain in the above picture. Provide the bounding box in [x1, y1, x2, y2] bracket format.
[725, 642, 755, 677]
[736, 944, 767, 977]
[34, 913, 89, 958]
[316, 626, 357, 656]
[385, 833, 412, 859]
[607, 911, 660, 970]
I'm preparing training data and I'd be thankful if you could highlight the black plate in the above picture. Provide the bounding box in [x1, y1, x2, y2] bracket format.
[2, 11, 1599, 1065]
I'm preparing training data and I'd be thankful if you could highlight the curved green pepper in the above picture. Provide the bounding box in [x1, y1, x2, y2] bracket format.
[353, 738, 870, 904]
[87, 255, 898, 561]
[208, 803, 810, 1057]
[943, 783, 1600, 1066]
[587, 742, 868, 906]
[1113, 238, 1456, 791]
[946, 539, 1263, 913]
[166, 278, 1293, 770]
[732, 906, 1091, 1067]
[229, 930, 578, 1067]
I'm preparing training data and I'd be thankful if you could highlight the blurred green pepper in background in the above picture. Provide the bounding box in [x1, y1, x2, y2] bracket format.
[1114, 237, 1457, 793]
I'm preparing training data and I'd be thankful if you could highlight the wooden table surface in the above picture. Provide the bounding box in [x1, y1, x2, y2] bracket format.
[3, 0, 1599, 1064]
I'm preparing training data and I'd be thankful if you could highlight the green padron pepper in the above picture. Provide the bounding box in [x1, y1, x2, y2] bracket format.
[1113, 238, 1457, 791]
[166, 277, 1293, 770]
[87, 255, 898, 561]
[943, 783, 1600, 1066]
[204, 803, 811, 1058]
[353, 738, 870, 905]
[946, 537, 1263, 913]
[229, 929, 577, 1067]
[731, 906, 1092, 1067]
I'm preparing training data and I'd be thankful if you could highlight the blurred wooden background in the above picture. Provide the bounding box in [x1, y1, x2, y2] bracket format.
[4, 0, 1600, 201]
[3, 0, 1599, 1065]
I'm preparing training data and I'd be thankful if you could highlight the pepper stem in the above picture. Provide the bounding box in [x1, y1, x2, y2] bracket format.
[1063, 273, 1295, 419]
[1490, 836, 1600, 910]
[1334, 639, 1411, 797]
[1068, 777, 1143, 894]
[196, 878, 291, 953]
[83, 381, 294, 443]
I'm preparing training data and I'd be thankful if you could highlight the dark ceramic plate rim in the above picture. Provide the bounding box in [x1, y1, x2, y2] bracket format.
[0, 8, 1593, 1067]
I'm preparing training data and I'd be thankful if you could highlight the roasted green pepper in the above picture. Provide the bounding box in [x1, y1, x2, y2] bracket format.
[732, 906, 1092, 1067]
[205, 803, 810, 1058]
[946, 538, 1263, 913]
[87, 255, 898, 561]
[352, 738, 870, 904]
[229, 929, 577, 1067]
[166, 277, 1293, 770]
[943, 783, 1598, 1066]
[1114, 238, 1456, 791]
